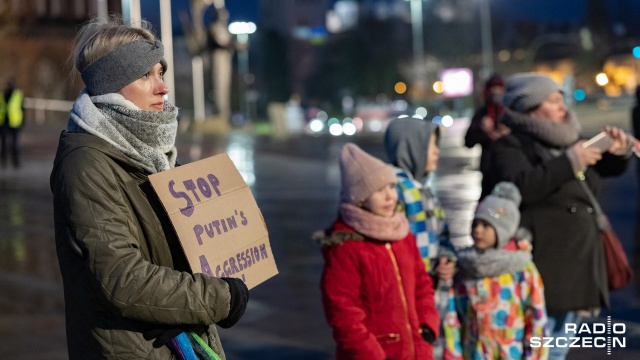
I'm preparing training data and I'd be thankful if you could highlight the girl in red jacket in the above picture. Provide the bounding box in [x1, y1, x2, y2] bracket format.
[317, 143, 440, 360]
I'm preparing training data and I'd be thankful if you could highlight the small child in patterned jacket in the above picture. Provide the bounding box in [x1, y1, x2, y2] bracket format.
[456, 182, 548, 360]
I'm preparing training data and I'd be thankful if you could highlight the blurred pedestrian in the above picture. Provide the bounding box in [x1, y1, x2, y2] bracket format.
[384, 116, 462, 359]
[631, 85, 640, 297]
[483, 72, 632, 359]
[317, 143, 440, 360]
[0, 77, 24, 168]
[464, 74, 510, 198]
[284, 93, 305, 134]
[457, 182, 548, 359]
[50, 15, 248, 359]
[632, 85, 640, 167]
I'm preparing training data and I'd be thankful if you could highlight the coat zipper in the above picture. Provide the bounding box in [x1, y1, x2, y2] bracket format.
[386, 242, 415, 359]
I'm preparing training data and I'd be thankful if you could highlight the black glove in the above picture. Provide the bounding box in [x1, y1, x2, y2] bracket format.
[143, 327, 183, 348]
[421, 325, 436, 344]
[217, 277, 249, 328]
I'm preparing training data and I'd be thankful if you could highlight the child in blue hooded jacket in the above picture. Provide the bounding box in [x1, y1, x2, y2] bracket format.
[384, 116, 462, 359]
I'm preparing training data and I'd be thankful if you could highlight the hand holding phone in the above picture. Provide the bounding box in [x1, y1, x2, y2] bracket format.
[582, 131, 612, 153]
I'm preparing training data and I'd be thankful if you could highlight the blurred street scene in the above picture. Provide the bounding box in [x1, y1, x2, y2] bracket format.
[3, 101, 640, 359]
[2, 0, 640, 359]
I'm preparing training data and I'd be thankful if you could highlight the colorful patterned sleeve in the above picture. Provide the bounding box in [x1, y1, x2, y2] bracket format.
[440, 283, 464, 360]
[455, 283, 478, 360]
[523, 262, 549, 360]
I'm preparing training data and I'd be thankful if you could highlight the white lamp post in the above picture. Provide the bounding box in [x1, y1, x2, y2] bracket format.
[159, 0, 175, 105]
[98, 0, 108, 19]
[228, 21, 256, 121]
[121, 0, 141, 25]
[479, 0, 494, 78]
[408, 0, 424, 62]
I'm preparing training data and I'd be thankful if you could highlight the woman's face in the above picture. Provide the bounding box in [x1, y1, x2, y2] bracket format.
[529, 91, 567, 122]
[488, 85, 504, 104]
[363, 183, 398, 218]
[117, 63, 168, 111]
[471, 219, 497, 250]
[425, 133, 440, 173]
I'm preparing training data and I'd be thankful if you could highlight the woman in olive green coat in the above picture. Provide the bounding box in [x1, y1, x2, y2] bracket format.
[50, 16, 248, 359]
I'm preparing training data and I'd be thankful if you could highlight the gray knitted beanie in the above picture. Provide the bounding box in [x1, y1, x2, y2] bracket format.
[474, 182, 521, 248]
[339, 143, 397, 204]
[81, 39, 167, 96]
[503, 73, 563, 113]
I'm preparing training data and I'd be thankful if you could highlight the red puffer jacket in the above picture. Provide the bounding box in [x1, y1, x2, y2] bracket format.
[319, 218, 439, 360]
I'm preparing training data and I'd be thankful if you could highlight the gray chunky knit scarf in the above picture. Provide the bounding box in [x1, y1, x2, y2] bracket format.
[457, 245, 532, 279]
[502, 108, 581, 147]
[67, 90, 178, 174]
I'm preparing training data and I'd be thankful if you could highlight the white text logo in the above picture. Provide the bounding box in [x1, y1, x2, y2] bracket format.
[530, 316, 625, 355]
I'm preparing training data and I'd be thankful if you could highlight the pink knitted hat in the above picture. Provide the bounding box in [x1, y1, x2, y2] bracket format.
[339, 143, 397, 204]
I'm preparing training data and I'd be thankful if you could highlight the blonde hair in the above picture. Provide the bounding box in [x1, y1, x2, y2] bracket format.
[72, 15, 157, 74]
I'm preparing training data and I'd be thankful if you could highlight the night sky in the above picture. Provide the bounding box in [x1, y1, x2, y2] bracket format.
[140, 0, 640, 38]
[141, 0, 261, 34]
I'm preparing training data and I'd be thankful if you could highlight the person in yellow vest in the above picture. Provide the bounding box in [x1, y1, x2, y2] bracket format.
[0, 77, 24, 168]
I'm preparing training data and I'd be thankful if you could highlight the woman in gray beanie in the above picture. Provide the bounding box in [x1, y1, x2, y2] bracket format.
[483, 72, 632, 360]
[50, 16, 247, 359]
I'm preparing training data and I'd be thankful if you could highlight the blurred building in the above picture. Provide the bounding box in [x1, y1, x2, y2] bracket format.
[0, 0, 122, 121]
[261, 0, 332, 103]
[2, 0, 639, 126]
[258, 0, 640, 110]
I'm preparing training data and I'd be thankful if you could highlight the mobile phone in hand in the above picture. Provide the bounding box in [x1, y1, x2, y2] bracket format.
[582, 131, 612, 152]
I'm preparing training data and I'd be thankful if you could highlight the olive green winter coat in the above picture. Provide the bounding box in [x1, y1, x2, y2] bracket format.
[51, 131, 231, 359]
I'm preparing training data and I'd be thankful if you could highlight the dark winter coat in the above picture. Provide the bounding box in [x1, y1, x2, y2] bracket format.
[484, 131, 628, 312]
[465, 107, 493, 173]
[50, 132, 231, 359]
[319, 218, 440, 360]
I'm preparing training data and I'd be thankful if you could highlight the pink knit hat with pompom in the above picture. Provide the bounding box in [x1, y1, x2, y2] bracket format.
[339, 143, 397, 204]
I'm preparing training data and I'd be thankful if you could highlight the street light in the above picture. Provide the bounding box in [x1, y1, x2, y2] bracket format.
[228, 21, 256, 121]
[405, 0, 424, 104]
[478, 0, 494, 79]
[407, 0, 424, 62]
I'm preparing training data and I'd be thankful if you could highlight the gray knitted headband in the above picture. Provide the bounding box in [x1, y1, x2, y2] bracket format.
[81, 39, 167, 96]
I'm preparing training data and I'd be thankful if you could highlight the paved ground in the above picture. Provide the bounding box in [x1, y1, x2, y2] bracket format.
[1, 97, 640, 359]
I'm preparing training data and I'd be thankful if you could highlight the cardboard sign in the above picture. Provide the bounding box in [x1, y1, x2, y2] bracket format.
[149, 153, 277, 289]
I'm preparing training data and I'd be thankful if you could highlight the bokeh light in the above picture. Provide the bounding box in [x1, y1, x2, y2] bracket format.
[329, 123, 343, 136]
[574, 89, 586, 101]
[415, 107, 428, 118]
[513, 49, 526, 60]
[228, 22, 257, 35]
[309, 119, 324, 132]
[392, 100, 408, 111]
[595, 73, 609, 86]
[433, 81, 444, 94]
[633, 46, 640, 59]
[352, 117, 364, 132]
[441, 115, 454, 127]
[498, 50, 510, 62]
[342, 122, 356, 136]
[369, 120, 383, 132]
[394, 82, 407, 94]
